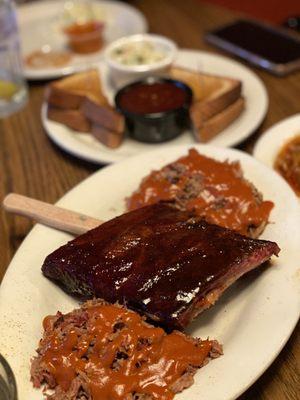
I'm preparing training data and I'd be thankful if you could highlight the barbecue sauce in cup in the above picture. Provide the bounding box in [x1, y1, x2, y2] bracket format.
[118, 81, 188, 114]
[63, 21, 104, 54]
[115, 78, 193, 143]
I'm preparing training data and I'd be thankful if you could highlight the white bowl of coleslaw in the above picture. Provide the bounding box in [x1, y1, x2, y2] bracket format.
[104, 34, 177, 88]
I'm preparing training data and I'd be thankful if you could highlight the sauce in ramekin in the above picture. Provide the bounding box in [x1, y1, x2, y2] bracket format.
[117, 81, 189, 114]
[63, 21, 104, 53]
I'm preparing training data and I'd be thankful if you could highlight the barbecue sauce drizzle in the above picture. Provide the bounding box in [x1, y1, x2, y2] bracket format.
[127, 149, 273, 235]
[40, 304, 213, 399]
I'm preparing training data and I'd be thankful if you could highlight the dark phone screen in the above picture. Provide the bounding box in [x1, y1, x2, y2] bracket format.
[212, 20, 300, 64]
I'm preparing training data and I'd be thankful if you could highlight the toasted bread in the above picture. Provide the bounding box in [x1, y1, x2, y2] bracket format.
[169, 66, 243, 141]
[192, 97, 245, 143]
[46, 69, 125, 148]
[46, 69, 108, 109]
[81, 97, 125, 134]
[170, 66, 241, 104]
[91, 123, 124, 149]
[47, 106, 91, 132]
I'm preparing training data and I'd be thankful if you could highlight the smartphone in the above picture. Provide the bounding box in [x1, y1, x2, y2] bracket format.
[205, 19, 300, 76]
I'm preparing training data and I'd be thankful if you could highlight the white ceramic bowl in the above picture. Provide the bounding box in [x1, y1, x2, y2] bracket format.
[104, 33, 177, 88]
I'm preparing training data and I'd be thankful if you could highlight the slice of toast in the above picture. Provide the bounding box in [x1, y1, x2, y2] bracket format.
[170, 67, 241, 103]
[46, 69, 108, 109]
[91, 123, 124, 149]
[47, 106, 91, 132]
[192, 97, 245, 143]
[169, 66, 243, 140]
[45, 69, 125, 148]
[81, 97, 125, 134]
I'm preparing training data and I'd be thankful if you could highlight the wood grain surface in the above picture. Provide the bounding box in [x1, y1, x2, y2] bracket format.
[0, 0, 299, 398]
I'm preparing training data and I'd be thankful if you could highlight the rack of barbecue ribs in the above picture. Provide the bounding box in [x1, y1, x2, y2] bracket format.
[42, 202, 280, 330]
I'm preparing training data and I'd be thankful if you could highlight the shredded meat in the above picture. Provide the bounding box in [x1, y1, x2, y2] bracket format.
[31, 300, 221, 400]
[127, 149, 274, 238]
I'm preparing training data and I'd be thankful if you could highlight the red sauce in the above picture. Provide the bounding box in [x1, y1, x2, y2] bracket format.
[118, 82, 188, 114]
[39, 303, 213, 399]
[274, 135, 300, 196]
[64, 21, 104, 54]
[127, 149, 274, 236]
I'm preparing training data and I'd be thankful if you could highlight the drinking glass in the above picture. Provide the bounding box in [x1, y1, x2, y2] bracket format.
[0, 0, 28, 118]
[0, 354, 17, 400]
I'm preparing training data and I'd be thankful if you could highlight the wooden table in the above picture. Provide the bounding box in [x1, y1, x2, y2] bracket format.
[0, 0, 299, 398]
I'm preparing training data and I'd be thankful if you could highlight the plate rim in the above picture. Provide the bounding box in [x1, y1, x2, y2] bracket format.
[1, 143, 299, 400]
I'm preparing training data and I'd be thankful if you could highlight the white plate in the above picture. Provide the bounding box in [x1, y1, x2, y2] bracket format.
[42, 49, 268, 164]
[253, 113, 300, 168]
[18, 0, 148, 80]
[0, 144, 299, 400]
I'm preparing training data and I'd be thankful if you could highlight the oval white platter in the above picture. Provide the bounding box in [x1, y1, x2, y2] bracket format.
[1, 144, 299, 400]
[42, 49, 268, 164]
[253, 113, 300, 169]
[18, 0, 148, 80]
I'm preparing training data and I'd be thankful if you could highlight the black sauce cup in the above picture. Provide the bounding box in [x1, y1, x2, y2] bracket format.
[114, 77, 193, 143]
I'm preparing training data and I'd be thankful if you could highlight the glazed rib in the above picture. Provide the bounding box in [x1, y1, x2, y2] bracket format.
[42, 203, 280, 330]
